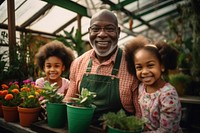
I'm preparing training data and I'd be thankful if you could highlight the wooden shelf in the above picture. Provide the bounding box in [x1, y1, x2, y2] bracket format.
[0, 117, 36, 133]
[31, 120, 105, 133]
[180, 95, 200, 104]
[0, 118, 105, 133]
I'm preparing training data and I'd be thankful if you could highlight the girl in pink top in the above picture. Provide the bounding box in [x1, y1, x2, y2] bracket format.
[35, 40, 74, 119]
[35, 40, 75, 95]
[125, 36, 182, 133]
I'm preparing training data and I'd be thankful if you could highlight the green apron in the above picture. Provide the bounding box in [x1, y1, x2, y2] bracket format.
[80, 49, 123, 125]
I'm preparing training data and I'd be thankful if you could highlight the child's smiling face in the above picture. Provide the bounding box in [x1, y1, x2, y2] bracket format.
[44, 56, 65, 82]
[134, 49, 164, 89]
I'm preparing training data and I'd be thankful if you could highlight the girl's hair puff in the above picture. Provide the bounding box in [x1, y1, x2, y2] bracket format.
[155, 41, 179, 71]
[125, 36, 179, 77]
[124, 35, 149, 75]
[35, 40, 75, 72]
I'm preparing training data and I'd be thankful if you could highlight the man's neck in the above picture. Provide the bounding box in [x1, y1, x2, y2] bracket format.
[95, 47, 118, 63]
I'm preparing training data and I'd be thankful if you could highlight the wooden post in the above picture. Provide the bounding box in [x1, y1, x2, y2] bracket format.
[7, 0, 16, 66]
[77, 14, 82, 35]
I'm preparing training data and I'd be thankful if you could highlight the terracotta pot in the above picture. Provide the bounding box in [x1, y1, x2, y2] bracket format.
[0, 102, 3, 117]
[18, 106, 41, 127]
[2, 106, 19, 122]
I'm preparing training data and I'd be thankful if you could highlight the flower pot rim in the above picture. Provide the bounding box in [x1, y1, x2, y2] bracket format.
[18, 105, 41, 108]
[47, 102, 66, 105]
[18, 106, 41, 113]
[18, 106, 41, 109]
[2, 105, 18, 109]
[107, 125, 142, 133]
[66, 102, 96, 109]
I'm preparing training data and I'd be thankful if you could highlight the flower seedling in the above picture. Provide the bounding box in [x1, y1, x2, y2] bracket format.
[99, 109, 146, 132]
[71, 88, 96, 107]
[40, 81, 64, 104]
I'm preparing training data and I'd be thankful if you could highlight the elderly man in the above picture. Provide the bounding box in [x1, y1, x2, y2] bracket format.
[64, 9, 140, 126]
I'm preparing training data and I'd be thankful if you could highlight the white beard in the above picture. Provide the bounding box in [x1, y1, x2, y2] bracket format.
[89, 40, 118, 57]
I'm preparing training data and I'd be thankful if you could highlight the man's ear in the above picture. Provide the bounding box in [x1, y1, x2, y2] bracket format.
[117, 27, 121, 38]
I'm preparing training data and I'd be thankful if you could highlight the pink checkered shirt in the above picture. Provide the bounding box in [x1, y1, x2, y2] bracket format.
[64, 48, 141, 116]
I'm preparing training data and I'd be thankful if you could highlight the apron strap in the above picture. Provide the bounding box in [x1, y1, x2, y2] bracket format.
[86, 48, 123, 75]
[111, 48, 122, 76]
[86, 59, 92, 72]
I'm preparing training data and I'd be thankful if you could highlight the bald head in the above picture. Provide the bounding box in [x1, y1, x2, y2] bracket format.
[90, 9, 118, 26]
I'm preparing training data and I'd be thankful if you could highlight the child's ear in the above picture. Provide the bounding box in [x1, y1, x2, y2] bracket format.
[62, 66, 65, 71]
[161, 64, 165, 72]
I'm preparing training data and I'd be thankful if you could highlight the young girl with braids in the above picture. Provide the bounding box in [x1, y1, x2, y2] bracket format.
[125, 36, 182, 133]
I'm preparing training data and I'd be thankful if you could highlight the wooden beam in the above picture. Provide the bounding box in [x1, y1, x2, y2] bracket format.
[42, 0, 88, 17]
[77, 14, 82, 33]
[7, 0, 16, 66]
[0, 23, 58, 38]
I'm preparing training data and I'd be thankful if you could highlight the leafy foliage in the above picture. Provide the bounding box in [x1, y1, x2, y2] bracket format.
[99, 109, 145, 132]
[169, 73, 192, 86]
[169, 73, 192, 95]
[56, 27, 86, 56]
[40, 81, 64, 104]
[71, 88, 96, 107]
[0, 51, 9, 83]
[179, 0, 200, 77]
[0, 32, 47, 84]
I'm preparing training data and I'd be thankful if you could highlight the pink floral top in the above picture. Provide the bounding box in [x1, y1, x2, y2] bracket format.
[138, 83, 182, 133]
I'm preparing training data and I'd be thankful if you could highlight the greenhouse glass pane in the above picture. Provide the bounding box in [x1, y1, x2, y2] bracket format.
[118, 36, 135, 47]
[30, 6, 76, 33]
[81, 17, 90, 35]
[0, 1, 7, 23]
[119, 32, 127, 40]
[15, 0, 47, 26]
[141, 5, 176, 21]
[0, 0, 26, 23]
[123, 19, 141, 29]
[124, 0, 152, 12]
[133, 25, 148, 32]
[82, 33, 89, 41]
[59, 21, 77, 36]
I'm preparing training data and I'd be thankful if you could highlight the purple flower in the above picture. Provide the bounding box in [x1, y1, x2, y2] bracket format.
[23, 79, 31, 84]
[31, 82, 35, 85]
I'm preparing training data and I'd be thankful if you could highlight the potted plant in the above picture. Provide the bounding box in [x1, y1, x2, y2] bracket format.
[40, 81, 66, 128]
[169, 73, 192, 96]
[99, 109, 146, 133]
[18, 79, 41, 127]
[66, 88, 96, 133]
[0, 81, 21, 122]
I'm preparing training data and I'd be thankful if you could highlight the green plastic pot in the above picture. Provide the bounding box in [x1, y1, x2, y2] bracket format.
[107, 125, 142, 133]
[66, 103, 95, 133]
[46, 103, 67, 128]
